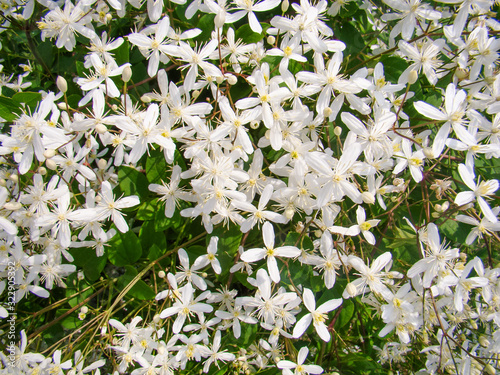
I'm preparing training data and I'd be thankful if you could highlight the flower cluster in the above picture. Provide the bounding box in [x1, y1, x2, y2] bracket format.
[0, 0, 499, 374]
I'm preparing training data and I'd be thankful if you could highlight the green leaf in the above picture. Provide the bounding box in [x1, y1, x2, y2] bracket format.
[136, 199, 160, 221]
[118, 166, 150, 200]
[115, 39, 130, 66]
[37, 40, 55, 68]
[209, 224, 242, 280]
[197, 14, 215, 42]
[0, 96, 21, 121]
[439, 218, 468, 246]
[117, 265, 156, 300]
[139, 219, 167, 256]
[336, 299, 354, 329]
[154, 205, 183, 232]
[12, 92, 42, 106]
[148, 243, 165, 262]
[69, 247, 107, 282]
[108, 230, 142, 266]
[235, 23, 270, 43]
[146, 148, 168, 184]
[379, 56, 408, 83]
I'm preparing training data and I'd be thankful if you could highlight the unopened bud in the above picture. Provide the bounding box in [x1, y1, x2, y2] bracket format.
[407, 70, 418, 85]
[153, 314, 161, 324]
[227, 74, 237, 85]
[46, 159, 57, 170]
[435, 204, 442, 212]
[281, 0, 289, 12]
[80, 306, 89, 314]
[95, 195, 102, 203]
[314, 230, 322, 238]
[4, 202, 22, 210]
[214, 12, 225, 28]
[285, 207, 294, 220]
[44, 149, 56, 159]
[441, 201, 449, 211]
[250, 120, 259, 129]
[346, 282, 357, 297]
[37, 166, 47, 175]
[216, 75, 224, 84]
[192, 90, 200, 100]
[122, 66, 132, 83]
[95, 124, 107, 134]
[158, 270, 166, 278]
[334, 126, 342, 136]
[57, 76, 68, 93]
[361, 191, 375, 204]
[323, 107, 333, 118]
[57, 102, 69, 110]
[141, 94, 151, 103]
[0, 179, 6, 187]
[479, 335, 491, 347]
[454, 68, 468, 80]
[485, 364, 496, 375]
[8, 174, 18, 183]
[267, 35, 275, 45]
[97, 159, 107, 170]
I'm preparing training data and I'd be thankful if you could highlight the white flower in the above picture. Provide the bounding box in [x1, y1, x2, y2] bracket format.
[96, 181, 140, 233]
[241, 221, 300, 282]
[455, 163, 499, 223]
[277, 346, 323, 375]
[293, 288, 342, 342]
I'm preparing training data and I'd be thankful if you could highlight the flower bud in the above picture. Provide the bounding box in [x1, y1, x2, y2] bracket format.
[95, 124, 107, 134]
[0, 179, 6, 187]
[408, 70, 418, 84]
[44, 149, 56, 159]
[122, 66, 132, 83]
[4, 201, 22, 210]
[441, 201, 449, 211]
[8, 174, 18, 183]
[285, 207, 294, 220]
[454, 68, 468, 80]
[346, 282, 357, 297]
[281, 0, 289, 12]
[38, 166, 47, 175]
[485, 364, 496, 375]
[57, 76, 68, 93]
[250, 120, 259, 129]
[192, 90, 200, 99]
[479, 335, 491, 347]
[314, 230, 322, 238]
[227, 74, 237, 85]
[323, 107, 333, 118]
[95, 195, 102, 203]
[97, 159, 107, 170]
[216, 75, 224, 84]
[361, 191, 375, 204]
[215, 12, 225, 28]
[80, 306, 89, 314]
[57, 102, 69, 110]
[267, 35, 275, 45]
[153, 314, 161, 324]
[46, 159, 57, 170]
[141, 94, 151, 103]
[158, 270, 166, 278]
